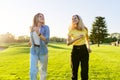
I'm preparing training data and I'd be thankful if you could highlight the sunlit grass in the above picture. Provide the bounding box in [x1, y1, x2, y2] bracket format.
[0, 43, 120, 80]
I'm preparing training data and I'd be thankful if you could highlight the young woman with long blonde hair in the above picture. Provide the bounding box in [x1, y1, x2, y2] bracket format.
[67, 15, 91, 80]
[29, 13, 50, 80]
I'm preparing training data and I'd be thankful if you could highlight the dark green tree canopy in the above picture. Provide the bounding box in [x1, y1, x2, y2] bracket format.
[90, 16, 108, 46]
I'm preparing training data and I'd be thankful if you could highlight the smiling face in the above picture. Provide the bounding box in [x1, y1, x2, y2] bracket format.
[71, 15, 85, 30]
[72, 15, 79, 24]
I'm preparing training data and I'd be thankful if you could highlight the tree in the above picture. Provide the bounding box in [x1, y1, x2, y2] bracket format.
[50, 37, 66, 43]
[17, 35, 30, 42]
[0, 32, 15, 43]
[90, 16, 108, 47]
[110, 33, 120, 40]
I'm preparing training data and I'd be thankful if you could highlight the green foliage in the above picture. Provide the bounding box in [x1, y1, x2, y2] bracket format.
[0, 43, 120, 80]
[103, 37, 117, 43]
[110, 33, 120, 40]
[0, 33, 30, 44]
[0, 32, 15, 43]
[50, 37, 66, 43]
[90, 16, 108, 46]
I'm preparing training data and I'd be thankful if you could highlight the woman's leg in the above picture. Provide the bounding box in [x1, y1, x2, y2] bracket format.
[80, 45, 89, 80]
[30, 47, 39, 80]
[71, 47, 80, 80]
[39, 53, 48, 80]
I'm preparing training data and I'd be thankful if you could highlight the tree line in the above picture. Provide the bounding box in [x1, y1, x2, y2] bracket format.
[0, 32, 66, 43]
[0, 32, 29, 43]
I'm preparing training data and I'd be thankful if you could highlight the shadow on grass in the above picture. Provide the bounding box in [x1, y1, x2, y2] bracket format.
[48, 44, 71, 50]
[0, 46, 8, 51]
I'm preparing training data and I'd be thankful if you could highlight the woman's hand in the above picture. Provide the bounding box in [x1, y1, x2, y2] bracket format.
[78, 34, 83, 39]
[36, 29, 40, 35]
[28, 41, 31, 47]
[67, 34, 84, 46]
[87, 48, 92, 53]
[30, 26, 34, 32]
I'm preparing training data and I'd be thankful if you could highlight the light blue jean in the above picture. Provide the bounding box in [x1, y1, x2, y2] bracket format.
[30, 46, 48, 80]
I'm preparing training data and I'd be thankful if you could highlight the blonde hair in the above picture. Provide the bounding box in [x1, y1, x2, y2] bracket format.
[32, 13, 45, 27]
[70, 15, 85, 30]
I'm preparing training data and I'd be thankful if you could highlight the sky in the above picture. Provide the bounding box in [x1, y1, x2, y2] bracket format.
[0, 0, 120, 38]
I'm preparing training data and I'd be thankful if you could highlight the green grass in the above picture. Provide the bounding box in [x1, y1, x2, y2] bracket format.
[0, 43, 120, 80]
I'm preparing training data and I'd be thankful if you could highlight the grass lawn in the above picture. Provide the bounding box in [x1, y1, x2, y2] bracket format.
[0, 43, 120, 80]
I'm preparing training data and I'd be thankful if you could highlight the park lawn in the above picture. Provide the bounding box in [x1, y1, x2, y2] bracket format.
[0, 43, 120, 80]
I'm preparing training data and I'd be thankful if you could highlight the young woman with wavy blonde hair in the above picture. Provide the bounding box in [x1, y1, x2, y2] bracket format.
[29, 13, 50, 80]
[67, 14, 91, 80]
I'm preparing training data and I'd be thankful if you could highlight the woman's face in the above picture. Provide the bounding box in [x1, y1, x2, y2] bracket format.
[38, 13, 44, 23]
[72, 15, 79, 24]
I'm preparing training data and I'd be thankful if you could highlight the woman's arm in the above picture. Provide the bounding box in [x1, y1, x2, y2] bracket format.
[28, 40, 31, 47]
[38, 33, 46, 41]
[85, 28, 91, 53]
[37, 26, 50, 44]
[67, 35, 83, 46]
[86, 33, 90, 49]
[28, 26, 34, 47]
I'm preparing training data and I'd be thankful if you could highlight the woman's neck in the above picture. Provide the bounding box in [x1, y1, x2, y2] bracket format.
[37, 23, 42, 27]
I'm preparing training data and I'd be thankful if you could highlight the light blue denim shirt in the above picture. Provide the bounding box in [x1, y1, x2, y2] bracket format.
[30, 25, 50, 54]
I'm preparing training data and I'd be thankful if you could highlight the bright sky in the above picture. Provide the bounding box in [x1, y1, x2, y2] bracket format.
[0, 0, 120, 38]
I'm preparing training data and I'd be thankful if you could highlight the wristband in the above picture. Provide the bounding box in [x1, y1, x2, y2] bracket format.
[39, 33, 41, 36]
